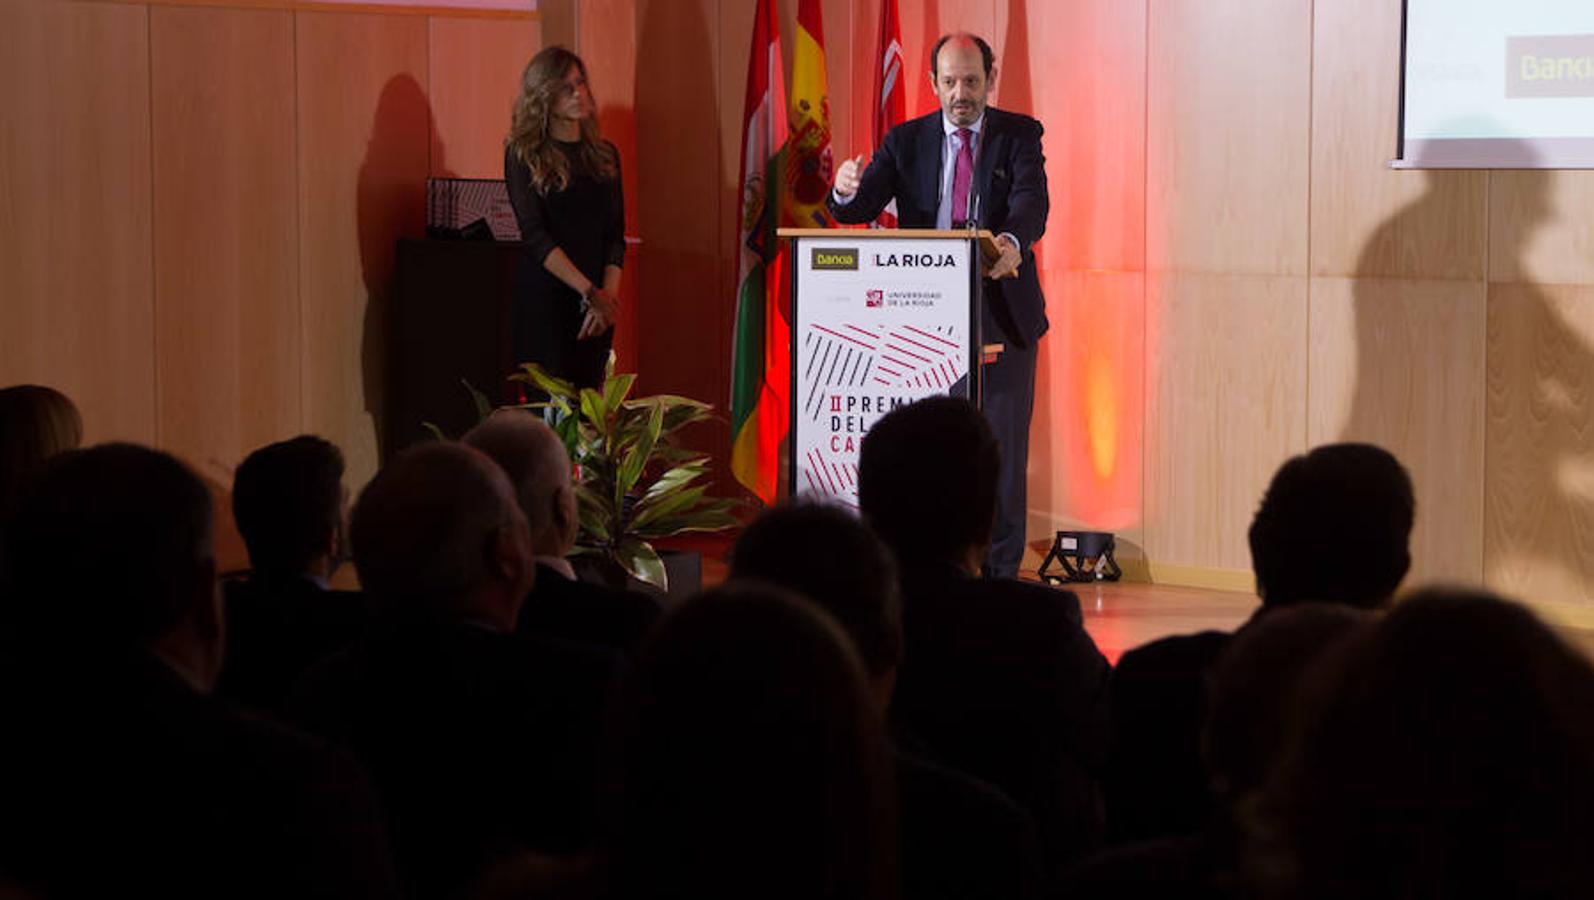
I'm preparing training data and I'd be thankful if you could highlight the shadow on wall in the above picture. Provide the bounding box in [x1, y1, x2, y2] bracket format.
[634, 0, 734, 495]
[359, 74, 445, 466]
[1345, 140, 1594, 597]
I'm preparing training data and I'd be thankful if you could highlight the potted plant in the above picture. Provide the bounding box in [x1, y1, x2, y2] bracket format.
[508, 356, 741, 597]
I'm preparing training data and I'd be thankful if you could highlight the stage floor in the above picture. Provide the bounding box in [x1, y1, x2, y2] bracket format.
[690, 542, 1594, 664]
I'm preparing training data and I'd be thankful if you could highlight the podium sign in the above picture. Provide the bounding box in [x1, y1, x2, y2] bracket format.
[782, 230, 983, 506]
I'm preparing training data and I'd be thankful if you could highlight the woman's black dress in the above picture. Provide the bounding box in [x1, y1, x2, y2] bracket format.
[504, 139, 625, 390]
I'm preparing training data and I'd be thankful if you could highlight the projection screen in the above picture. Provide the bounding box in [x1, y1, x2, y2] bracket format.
[1398, 0, 1594, 169]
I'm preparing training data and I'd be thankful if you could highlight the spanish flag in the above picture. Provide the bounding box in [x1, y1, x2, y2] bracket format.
[730, 0, 789, 504]
[786, 0, 834, 229]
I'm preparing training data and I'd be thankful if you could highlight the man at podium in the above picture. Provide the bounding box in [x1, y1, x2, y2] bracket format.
[827, 32, 1049, 579]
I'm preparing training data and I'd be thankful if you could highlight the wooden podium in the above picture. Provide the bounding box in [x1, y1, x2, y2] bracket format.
[777, 227, 1002, 505]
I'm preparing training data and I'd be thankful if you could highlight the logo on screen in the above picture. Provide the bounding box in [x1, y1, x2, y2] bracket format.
[866, 289, 884, 307]
[811, 247, 859, 270]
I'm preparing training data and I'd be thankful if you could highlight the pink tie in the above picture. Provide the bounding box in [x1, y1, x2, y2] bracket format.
[951, 127, 974, 228]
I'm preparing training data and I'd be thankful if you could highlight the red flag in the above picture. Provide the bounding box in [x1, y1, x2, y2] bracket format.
[871, 0, 905, 228]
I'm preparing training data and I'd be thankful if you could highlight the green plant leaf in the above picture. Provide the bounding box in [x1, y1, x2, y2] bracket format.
[462, 379, 493, 423]
[510, 362, 578, 403]
[617, 538, 667, 592]
[652, 445, 709, 467]
[575, 484, 614, 543]
[616, 401, 664, 504]
[631, 483, 706, 530]
[624, 395, 714, 433]
[579, 387, 608, 436]
[641, 462, 708, 502]
[420, 421, 447, 440]
[631, 506, 742, 541]
[602, 372, 636, 413]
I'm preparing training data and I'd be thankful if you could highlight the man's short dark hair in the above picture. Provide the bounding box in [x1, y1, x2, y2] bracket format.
[858, 396, 1000, 566]
[1247, 443, 1414, 609]
[232, 435, 344, 579]
[730, 502, 902, 678]
[930, 32, 995, 78]
[349, 442, 520, 618]
[5, 443, 213, 644]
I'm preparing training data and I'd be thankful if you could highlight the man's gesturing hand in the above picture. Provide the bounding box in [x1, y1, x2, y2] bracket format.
[988, 234, 1023, 280]
[833, 153, 867, 198]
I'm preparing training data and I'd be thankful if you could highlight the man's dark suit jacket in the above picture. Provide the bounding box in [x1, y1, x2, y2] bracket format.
[890, 562, 1111, 874]
[0, 647, 398, 899]
[1105, 628, 1233, 844]
[290, 619, 623, 900]
[517, 562, 661, 658]
[826, 107, 1050, 347]
[218, 574, 367, 717]
[896, 746, 1043, 900]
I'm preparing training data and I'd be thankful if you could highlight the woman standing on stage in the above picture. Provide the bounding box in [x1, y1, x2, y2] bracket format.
[505, 46, 625, 391]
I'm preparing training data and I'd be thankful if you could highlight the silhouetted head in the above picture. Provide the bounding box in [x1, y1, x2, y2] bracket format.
[1203, 604, 1373, 804]
[858, 396, 1000, 571]
[5, 444, 221, 684]
[350, 442, 533, 630]
[730, 502, 902, 689]
[0, 384, 82, 515]
[463, 409, 578, 558]
[600, 583, 897, 900]
[1248, 443, 1413, 609]
[1251, 587, 1594, 899]
[232, 435, 347, 582]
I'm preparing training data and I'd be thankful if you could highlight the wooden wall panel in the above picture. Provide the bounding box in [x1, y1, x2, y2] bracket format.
[1489, 171, 1594, 286]
[578, 0, 638, 371]
[632, 0, 731, 489]
[1144, 273, 1307, 572]
[151, 5, 299, 482]
[296, 11, 430, 490]
[1146, 0, 1310, 276]
[1486, 282, 1594, 606]
[1310, 0, 1485, 280]
[0, 0, 156, 445]
[1024, 0, 1145, 272]
[427, 16, 540, 179]
[1030, 270, 1145, 557]
[1308, 276, 1486, 584]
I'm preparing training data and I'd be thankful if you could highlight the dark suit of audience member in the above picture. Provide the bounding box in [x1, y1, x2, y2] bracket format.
[220, 575, 366, 715]
[0, 444, 397, 899]
[289, 442, 621, 900]
[857, 397, 1110, 878]
[1065, 605, 1372, 900]
[1253, 589, 1594, 900]
[732, 502, 1042, 899]
[598, 585, 900, 900]
[894, 561, 1109, 871]
[520, 560, 659, 656]
[463, 410, 661, 658]
[1106, 443, 1414, 844]
[218, 436, 369, 716]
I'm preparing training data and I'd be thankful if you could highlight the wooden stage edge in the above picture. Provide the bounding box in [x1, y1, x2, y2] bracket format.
[684, 538, 1594, 667]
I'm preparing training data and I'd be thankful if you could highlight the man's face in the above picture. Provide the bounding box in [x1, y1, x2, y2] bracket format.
[930, 39, 994, 128]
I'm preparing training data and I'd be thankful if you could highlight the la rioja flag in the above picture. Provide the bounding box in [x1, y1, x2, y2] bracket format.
[730, 0, 789, 504]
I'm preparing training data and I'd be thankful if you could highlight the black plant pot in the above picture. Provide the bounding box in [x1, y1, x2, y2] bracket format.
[571, 548, 702, 605]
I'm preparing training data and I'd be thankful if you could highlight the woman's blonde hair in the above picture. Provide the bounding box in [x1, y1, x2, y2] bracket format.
[507, 46, 618, 195]
[0, 384, 83, 510]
